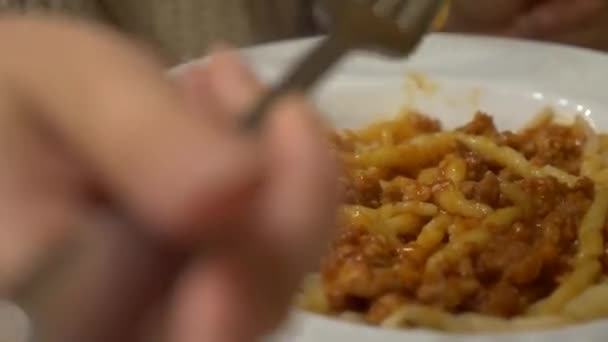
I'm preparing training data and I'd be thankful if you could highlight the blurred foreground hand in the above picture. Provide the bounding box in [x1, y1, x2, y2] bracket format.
[0, 15, 338, 342]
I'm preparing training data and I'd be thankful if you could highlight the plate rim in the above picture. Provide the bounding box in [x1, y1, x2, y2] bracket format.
[173, 34, 608, 341]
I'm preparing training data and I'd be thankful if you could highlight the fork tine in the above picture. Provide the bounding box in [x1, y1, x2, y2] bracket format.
[319, 0, 441, 56]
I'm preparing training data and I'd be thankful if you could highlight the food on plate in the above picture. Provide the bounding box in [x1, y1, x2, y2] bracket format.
[297, 110, 608, 333]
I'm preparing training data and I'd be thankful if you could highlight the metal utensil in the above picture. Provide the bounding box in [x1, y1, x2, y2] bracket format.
[12, 1, 444, 341]
[244, 0, 444, 129]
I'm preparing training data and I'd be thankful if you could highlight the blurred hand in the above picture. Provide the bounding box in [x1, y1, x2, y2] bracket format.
[0, 15, 338, 342]
[445, 0, 608, 50]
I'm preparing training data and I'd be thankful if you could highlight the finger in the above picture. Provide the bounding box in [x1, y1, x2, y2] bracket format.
[206, 49, 265, 124]
[170, 234, 301, 342]
[0, 100, 86, 293]
[169, 55, 295, 342]
[261, 96, 340, 273]
[170, 256, 256, 342]
[171, 51, 272, 231]
[173, 64, 228, 127]
[175, 50, 270, 227]
[169, 97, 340, 342]
[169, 243, 293, 342]
[173, 47, 266, 133]
[243, 96, 340, 333]
[19, 213, 184, 342]
[177, 48, 266, 129]
[0, 16, 262, 240]
[507, 0, 605, 38]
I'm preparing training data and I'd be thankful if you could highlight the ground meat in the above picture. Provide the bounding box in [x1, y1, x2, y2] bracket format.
[417, 273, 481, 311]
[381, 176, 433, 204]
[459, 148, 491, 181]
[470, 282, 522, 317]
[320, 112, 598, 323]
[343, 168, 384, 207]
[328, 131, 355, 152]
[322, 229, 421, 311]
[458, 112, 500, 140]
[324, 179, 593, 317]
[508, 123, 586, 175]
[475, 236, 539, 284]
[407, 112, 442, 133]
[461, 171, 501, 206]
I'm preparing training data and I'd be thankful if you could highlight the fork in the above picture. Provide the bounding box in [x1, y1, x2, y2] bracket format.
[243, 0, 444, 129]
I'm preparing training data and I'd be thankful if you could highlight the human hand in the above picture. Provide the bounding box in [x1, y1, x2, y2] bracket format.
[0, 15, 338, 342]
[445, 0, 608, 50]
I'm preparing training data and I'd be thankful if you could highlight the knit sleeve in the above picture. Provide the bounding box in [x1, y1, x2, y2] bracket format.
[99, 0, 321, 63]
[0, 0, 322, 64]
[0, 0, 19, 11]
[0, 0, 107, 21]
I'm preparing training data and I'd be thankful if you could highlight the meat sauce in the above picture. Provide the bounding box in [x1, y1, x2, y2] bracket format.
[321, 113, 595, 323]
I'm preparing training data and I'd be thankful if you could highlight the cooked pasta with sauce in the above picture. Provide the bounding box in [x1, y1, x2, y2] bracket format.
[296, 110, 608, 333]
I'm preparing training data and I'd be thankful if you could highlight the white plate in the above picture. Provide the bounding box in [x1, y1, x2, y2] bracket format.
[178, 34, 608, 342]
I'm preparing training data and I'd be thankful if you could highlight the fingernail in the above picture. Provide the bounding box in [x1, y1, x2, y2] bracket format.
[208, 51, 264, 116]
[177, 65, 210, 99]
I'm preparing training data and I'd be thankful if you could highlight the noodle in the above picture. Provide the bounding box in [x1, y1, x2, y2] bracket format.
[456, 133, 580, 187]
[298, 112, 608, 333]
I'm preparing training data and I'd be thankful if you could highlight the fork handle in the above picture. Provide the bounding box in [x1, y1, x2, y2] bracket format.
[243, 36, 350, 130]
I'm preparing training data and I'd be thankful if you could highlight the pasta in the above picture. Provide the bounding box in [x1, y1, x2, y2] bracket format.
[298, 111, 608, 333]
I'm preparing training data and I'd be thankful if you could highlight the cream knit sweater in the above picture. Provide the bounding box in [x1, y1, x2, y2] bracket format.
[1, 0, 318, 63]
